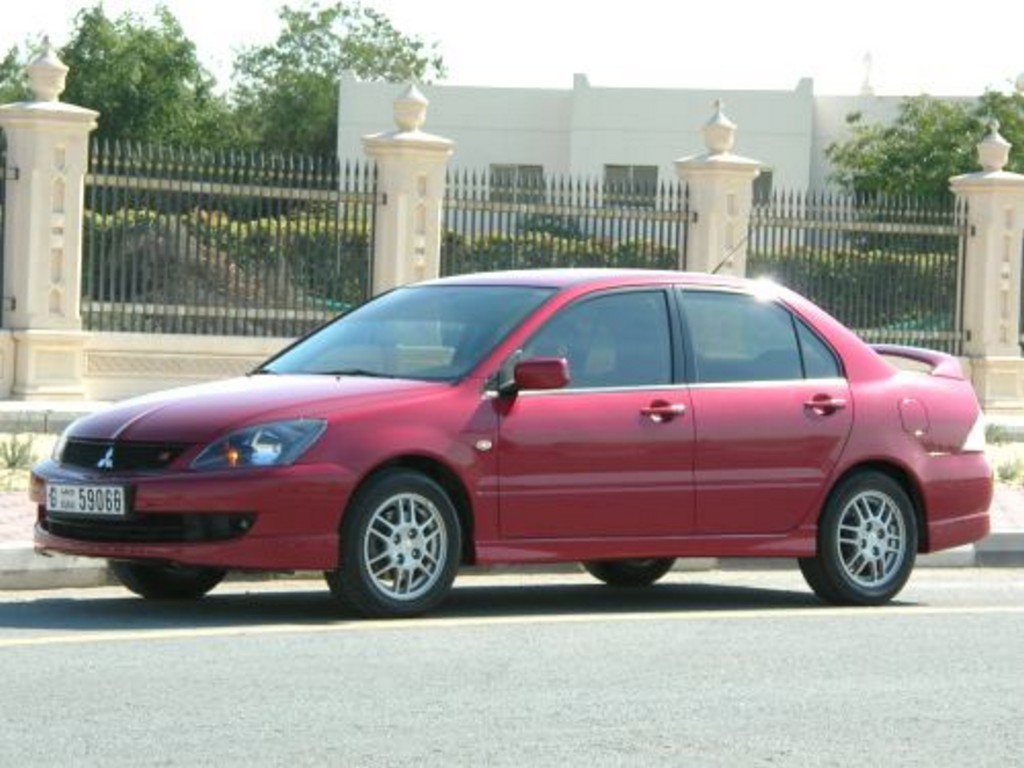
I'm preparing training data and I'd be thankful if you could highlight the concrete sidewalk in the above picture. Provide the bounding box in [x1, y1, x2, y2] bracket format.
[2, 485, 1022, 590]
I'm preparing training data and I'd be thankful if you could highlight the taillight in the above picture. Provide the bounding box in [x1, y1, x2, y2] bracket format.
[960, 415, 986, 453]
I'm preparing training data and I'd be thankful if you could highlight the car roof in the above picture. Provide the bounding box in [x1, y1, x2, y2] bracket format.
[420, 268, 752, 291]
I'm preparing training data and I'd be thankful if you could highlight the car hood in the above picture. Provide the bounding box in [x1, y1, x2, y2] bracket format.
[66, 375, 452, 444]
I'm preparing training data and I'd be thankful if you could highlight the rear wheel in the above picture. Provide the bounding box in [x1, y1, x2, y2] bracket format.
[583, 558, 676, 587]
[110, 561, 226, 600]
[326, 469, 461, 618]
[799, 471, 918, 606]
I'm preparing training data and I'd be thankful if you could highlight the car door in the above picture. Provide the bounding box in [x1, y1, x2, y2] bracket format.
[497, 288, 695, 539]
[679, 288, 853, 535]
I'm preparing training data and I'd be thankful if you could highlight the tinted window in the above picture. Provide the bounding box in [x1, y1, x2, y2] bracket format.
[522, 291, 672, 388]
[264, 285, 554, 381]
[796, 320, 841, 378]
[682, 291, 805, 383]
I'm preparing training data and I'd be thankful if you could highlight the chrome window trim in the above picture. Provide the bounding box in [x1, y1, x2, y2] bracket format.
[482, 376, 848, 399]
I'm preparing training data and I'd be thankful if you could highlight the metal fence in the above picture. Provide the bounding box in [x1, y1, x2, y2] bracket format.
[441, 171, 690, 275]
[83, 141, 376, 337]
[748, 191, 969, 354]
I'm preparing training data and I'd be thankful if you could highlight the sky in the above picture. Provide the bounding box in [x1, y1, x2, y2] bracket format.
[2, 0, 1023, 97]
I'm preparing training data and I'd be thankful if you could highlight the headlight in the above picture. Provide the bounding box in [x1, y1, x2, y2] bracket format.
[191, 419, 327, 470]
[960, 414, 986, 454]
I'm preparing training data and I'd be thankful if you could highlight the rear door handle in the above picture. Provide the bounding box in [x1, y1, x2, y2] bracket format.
[640, 401, 687, 423]
[804, 395, 847, 416]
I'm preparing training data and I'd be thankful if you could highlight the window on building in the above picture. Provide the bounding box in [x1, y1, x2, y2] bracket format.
[489, 164, 545, 204]
[603, 165, 658, 208]
[753, 169, 774, 204]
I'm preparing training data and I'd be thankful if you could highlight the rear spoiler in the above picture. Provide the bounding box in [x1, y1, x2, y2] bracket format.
[871, 344, 965, 380]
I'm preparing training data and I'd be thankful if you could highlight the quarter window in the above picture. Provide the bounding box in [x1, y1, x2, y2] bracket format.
[681, 290, 839, 383]
[522, 291, 672, 388]
[796, 320, 841, 378]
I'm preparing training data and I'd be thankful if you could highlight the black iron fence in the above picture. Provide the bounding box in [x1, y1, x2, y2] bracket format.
[748, 191, 969, 354]
[71, 146, 989, 354]
[441, 171, 690, 275]
[83, 141, 376, 336]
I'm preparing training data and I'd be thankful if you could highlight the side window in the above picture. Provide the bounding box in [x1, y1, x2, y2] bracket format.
[796, 320, 842, 379]
[522, 291, 672, 388]
[682, 291, 804, 383]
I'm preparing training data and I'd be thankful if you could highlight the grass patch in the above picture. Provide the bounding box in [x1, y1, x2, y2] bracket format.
[0, 433, 58, 491]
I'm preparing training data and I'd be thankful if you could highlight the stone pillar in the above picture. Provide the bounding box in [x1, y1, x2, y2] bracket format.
[0, 42, 98, 399]
[674, 101, 762, 277]
[950, 121, 1024, 412]
[362, 85, 454, 294]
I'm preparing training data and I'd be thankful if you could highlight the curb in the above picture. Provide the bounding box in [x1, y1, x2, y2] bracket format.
[975, 532, 1024, 567]
[0, 544, 111, 590]
[2, 535, 1023, 592]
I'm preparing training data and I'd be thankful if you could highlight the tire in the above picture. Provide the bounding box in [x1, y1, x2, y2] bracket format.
[799, 470, 918, 606]
[110, 561, 226, 600]
[583, 558, 676, 587]
[325, 469, 462, 618]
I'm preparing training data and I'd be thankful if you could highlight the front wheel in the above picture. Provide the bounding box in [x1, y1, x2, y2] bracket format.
[326, 470, 462, 618]
[583, 558, 676, 587]
[110, 561, 226, 600]
[799, 471, 918, 606]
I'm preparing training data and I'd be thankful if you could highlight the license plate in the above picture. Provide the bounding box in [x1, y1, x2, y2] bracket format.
[47, 484, 128, 517]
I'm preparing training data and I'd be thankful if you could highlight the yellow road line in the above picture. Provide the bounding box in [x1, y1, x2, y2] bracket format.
[2, 604, 1024, 650]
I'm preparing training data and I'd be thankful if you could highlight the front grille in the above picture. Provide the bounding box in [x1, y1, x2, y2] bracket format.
[61, 440, 190, 472]
[43, 512, 254, 543]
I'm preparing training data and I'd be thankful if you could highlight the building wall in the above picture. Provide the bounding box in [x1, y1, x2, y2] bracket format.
[338, 72, 821, 192]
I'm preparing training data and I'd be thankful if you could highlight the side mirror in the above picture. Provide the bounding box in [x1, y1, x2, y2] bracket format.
[512, 357, 570, 392]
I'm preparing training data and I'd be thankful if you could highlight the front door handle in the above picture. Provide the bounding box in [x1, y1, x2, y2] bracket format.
[641, 401, 687, 423]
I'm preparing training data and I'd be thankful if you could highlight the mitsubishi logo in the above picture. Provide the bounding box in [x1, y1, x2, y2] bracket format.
[96, 447, 115, 471]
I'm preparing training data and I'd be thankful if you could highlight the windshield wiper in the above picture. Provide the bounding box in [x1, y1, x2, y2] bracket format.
[320, 368, 397, 379]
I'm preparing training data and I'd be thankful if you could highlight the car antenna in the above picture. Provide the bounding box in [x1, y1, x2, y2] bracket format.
[710, 233, 750, 275]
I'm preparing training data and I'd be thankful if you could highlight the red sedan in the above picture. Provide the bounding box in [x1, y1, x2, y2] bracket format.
[31, 270, 992, 616]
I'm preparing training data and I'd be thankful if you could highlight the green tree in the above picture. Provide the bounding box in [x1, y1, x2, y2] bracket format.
[0, 43, 35, 103]
[826, 91, 1024, 198]
[231, 1, 446, 155]
[58, 4, 238, 147]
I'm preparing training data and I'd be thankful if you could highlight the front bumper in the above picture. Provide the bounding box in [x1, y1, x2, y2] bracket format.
[31, 460, 354, 571]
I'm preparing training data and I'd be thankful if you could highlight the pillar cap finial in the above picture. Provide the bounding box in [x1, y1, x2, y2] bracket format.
[27, 37, 69, 103]
[703, 100, 737, 154]
[393, 84, 429, 132]
[978, 118, 1011, 172]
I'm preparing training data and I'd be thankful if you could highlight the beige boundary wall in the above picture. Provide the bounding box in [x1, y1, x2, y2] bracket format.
[0, 329, 289, 402]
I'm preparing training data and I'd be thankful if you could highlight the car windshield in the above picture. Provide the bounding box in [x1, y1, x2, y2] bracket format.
[261, 284, 555, 381]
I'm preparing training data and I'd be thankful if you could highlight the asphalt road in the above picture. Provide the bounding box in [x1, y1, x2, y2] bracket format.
[1, 568, 1022, 767]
